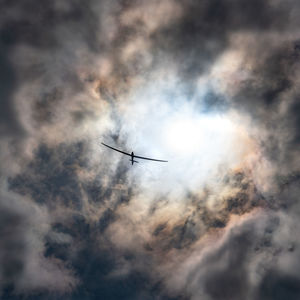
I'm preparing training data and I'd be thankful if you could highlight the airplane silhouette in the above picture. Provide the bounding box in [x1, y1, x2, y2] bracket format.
[101, 142, 168, 165]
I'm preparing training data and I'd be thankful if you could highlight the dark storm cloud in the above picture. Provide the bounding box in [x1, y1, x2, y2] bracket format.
[0, 0, 100, 50]
[8, 140, 135, 211]
[9, 143, 86, 209]
[0, 192, 27, 291]
[232, 42, 299, 114]
[0, 0, 117, 139]
[202, 227, 254, 300]
[0, 41, 22, 135]
[0, 187, 77, 297]
[231, 40, 300, 174]
[257, 270, 300, 300]
[151, 0, 291, 81]
[4, 139, 158, 298]
[286, 94, 300, 145]
[0, 0, 103, 142]
[170, 214, 283, 300]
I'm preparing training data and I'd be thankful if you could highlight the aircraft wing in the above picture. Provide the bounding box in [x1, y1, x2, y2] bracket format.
[134, 155, 168, 162]
[101, 143, 131, 156]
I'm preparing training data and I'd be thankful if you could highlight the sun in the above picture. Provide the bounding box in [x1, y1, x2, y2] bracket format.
[165, 117, 199, 154]
[163, 112, 236, 157]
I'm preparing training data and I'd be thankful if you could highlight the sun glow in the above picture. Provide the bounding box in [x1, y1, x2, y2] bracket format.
[164, 114, 235, 156]
[116, 79, 255, 195]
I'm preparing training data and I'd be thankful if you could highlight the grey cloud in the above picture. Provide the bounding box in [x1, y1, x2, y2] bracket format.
[150, 0, 292, 82]
[9, 143, 87, 209]
[257, 270, 300, 300]
[0, 191, 27, 291]
[1, 0, 300, 299]
[228, 41, 300, 179]
[0, 43, 23, 136]
[0, 187, 77, 297]
[171, 214, 280, 300]
[163, 176, 300, 300]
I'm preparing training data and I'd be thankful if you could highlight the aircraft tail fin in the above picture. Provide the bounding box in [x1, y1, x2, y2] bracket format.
[129, 159, 139, 164]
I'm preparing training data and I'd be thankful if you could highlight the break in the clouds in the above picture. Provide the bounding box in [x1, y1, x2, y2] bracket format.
[1, 0, 300, 299]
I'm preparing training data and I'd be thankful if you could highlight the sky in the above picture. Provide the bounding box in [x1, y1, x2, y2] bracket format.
[0, 0, 300, 299]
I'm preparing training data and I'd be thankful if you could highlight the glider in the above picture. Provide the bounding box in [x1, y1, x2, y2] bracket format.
[101, 142, 168, 165]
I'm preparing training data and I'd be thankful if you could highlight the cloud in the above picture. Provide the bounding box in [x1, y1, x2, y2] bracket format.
[0, 186, 77, 297]
[1, 0, 300, 299]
